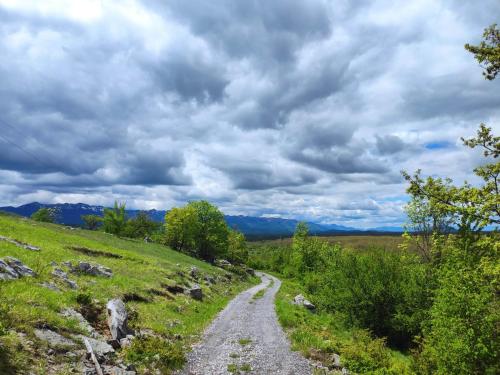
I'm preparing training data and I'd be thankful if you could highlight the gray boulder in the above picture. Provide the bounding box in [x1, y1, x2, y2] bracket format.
[52, 268, 78, 289]
[189, 284, 203, 301]
[62, 308, 99, 338]
[76, 262, 112, 278]
[78, 335, 114, 358]
[0, 257, 35, 279]
[293, 294, 316, 311]
[0, 259, 19, 280]
[106, 299, 129, 341]
[34, 329, 76, 348]
[215, 259, 232, 268]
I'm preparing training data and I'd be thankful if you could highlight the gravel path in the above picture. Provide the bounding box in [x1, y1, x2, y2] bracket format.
[179, 272, 312, 375]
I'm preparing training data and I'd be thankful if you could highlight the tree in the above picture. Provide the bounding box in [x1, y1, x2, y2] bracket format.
[31, 208, 56, 223]
[165, 206, 199, 253]
[102, 201, 127, 236]
[465, 24, 500, 80]
[81, 214, 102, 230]
[189, 201, 229, 261]
[164, 201, 229, 261]
[124, 211, 160, 238]
[227, 229, 248, 264]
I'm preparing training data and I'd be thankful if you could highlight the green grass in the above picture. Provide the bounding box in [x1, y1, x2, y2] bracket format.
[238, 338, 252, 346]
[0, 213, 258, 374]
[274, 278, 414, 374]
[252, 288, 266, 300]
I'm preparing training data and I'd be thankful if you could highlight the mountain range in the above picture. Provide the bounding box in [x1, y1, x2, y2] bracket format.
[0, 202, 403, 237]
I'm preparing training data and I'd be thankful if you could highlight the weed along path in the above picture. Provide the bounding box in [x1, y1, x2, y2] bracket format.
[180, 272, 312, 375]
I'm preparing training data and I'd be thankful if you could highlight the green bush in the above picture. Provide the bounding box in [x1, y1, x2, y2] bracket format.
[415, 236, 499, 375]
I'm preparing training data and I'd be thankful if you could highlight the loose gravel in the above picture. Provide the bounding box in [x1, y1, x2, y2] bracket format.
[179, 272, 312, 375]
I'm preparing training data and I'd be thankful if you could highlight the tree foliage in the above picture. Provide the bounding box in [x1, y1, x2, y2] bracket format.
[31, 208, 56, 223]
[81, 214, 102, 230]
[102, 201, 127, 236]
[164, 201, 231, 261]
[124, 211, 160, 238]
[465, 24, 500, 80]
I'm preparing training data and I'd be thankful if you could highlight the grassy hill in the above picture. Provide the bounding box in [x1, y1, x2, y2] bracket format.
[0, 212, 257, 374]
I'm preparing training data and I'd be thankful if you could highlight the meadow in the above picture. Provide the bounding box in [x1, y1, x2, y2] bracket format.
[0, 212, 257, 374]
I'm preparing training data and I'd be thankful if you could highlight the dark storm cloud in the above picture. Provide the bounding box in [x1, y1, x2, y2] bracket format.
[0, 0, 499, 227]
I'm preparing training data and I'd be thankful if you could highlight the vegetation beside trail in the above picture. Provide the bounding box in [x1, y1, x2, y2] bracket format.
[0, 213, 258, 374]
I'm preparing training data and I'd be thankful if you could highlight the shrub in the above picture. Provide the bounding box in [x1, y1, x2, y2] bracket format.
[31, 208, 56, 223]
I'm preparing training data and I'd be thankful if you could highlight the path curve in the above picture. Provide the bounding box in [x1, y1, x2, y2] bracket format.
[179, 272, 312, 374]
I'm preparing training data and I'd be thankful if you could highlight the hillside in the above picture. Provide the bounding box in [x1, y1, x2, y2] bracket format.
[0, 212, 257, 374]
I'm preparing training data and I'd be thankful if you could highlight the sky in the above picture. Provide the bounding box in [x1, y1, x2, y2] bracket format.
[0, 0, 499, 228]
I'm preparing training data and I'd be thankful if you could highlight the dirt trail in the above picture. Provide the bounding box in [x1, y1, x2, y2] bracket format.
[180, 272, 312, 374]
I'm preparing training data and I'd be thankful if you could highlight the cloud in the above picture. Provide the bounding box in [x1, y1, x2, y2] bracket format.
[0, 0, 499, 227]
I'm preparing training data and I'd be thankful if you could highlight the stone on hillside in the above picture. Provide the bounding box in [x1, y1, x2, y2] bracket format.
[0, 235, 40, 251]
[119, 334, 134, 348]
[6, 256, 36, 277]
[0, 257, 35, 279]
[189, 284, 203, 301]
[215, 259, 232, 268]
[293, 294, 316, 311]
[40, 282, 60, 291]
[0, 259, 19, 280]
[52, 268, 78, 289]
[189, 266, 200, 279]
[76, 262, 113, 278]
[34, 329, 77, 348]
[106, 299, 130, 341]
[62, 308, 99, 338]
[78, 335, 114, 358]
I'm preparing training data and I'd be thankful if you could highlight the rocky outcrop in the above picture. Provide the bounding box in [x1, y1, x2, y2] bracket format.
[215, 259, 232, 268]
[34, 329, 77, 348]
[293, 294, 316, 311]
[62, 308, 99, 338]
[52, 268, 78, 289]
[189, 284, 203, 301]
[106, 299, 130, 342]
[0, 235, 40, 251]
[0, 257, 35, 280]
[75, 262, 113, 278]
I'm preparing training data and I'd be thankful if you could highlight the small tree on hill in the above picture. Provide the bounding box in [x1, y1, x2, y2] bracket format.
[227, 229, 248, 264]
[102, 201, 127, 236]
[31, 208, 56, 223]
[124, 211, 161, 238]
[81, 214, 102, 230]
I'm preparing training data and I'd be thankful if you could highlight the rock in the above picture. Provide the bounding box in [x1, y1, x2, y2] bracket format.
[144, 236, 152, 243]
[106, 299, 129, 341]
[119, 334, 134, 348]
[39, 282, 60, 291]
[62, 261, 73, 268]
[79, 335, 115, 358]
[0, 257, 36, 279]
[49, 261, 58, 266]
[61, 308, 99, 338]
[0, 258, 19, 280]
[34, 329, 77, 348]
[52, 268, 78, 289]
[215, 259, 232, 268]
[0, 235, 40, 251]
[101, 365, 136, 375]
[332, 353, 342, 369]
[189, 266, 200, 279]
[293, 294, 316, 311]
[76, 262, 113, 278]
[189, 284, 203, 301]
[342, 368, 349, 374]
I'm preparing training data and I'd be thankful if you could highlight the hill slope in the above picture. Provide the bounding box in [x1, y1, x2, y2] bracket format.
[0, 212, 256, 374]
